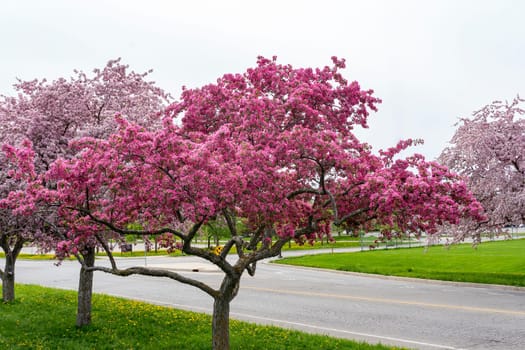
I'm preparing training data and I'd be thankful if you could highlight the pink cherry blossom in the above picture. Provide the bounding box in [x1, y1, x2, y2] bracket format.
[440, 96, 524, 235]
[0, 58, 169, 303]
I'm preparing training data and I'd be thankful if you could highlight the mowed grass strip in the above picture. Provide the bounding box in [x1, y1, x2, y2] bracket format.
[276, 239, 525, 287]
[0, 284, 404, 350]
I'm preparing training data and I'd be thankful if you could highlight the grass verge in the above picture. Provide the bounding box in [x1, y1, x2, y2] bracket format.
[0, 284, 404, 350]
[275, 239, 525, 287]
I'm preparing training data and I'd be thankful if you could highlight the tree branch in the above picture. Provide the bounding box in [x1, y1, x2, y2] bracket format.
[181, 221, 236, 276]
[11, 237, 25, 261]
[71, 208, 186, 239]
[220, 236, 244, 259]
[86, 265, 219, 298]
[245, 262, 256, 276]
[94, 233, 118, 270]
[334, 207, 370, 226]
[222, 209, 238, 236]
[127, 153, 178, 184]
[242, 219, 319, 266]
[324, 188, 339, 222]
[286, 188, 322, 200]
[246, 226, 264, 251]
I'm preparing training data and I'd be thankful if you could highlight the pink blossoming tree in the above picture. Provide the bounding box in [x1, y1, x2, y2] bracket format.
[40, 57, 484, 350]
[439, 96, 525, 234]
[0, 58, 169, 307]
[0, 141, 52, 302]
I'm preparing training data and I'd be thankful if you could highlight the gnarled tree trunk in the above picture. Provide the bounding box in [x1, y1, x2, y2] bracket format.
[76, 247, 95, 327]
[212, 275, 240, 350]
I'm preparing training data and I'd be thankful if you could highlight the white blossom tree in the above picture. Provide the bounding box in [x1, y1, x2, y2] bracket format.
[440, 96, 525, 232]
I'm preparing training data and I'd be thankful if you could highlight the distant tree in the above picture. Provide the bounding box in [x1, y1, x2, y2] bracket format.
[31, 57, 482, 350]
[0, 58, 169, 314]
[0, 141, 54, 302]
[439, 96, 524, 234]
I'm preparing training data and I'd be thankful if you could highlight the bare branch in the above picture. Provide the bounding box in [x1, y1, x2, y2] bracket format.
[181, 221, 236, 276]
[11, 238, 25, 259]
[324, 188, 339, 222]
[220, 236, 244, 259]
[94, 233, 118, 270]
[241, 219, 319, 266]
[334, 207, 370, 226]
[222, 209, 237, 236]
[86, 265, 219, 298]
[246, 226, 264, 251]
[183, 220, 204, 244]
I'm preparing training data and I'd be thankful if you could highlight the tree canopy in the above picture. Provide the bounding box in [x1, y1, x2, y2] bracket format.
[0, 58, 169, 302]
[440, 96, 525, 232]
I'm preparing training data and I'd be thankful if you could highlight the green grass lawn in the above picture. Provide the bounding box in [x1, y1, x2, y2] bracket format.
[276, 239, 525, 287]
[276, 234, 422, 251]
[0, 284, 404, 350]
[281, 239, 360, 250]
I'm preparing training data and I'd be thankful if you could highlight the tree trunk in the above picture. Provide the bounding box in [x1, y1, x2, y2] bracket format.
[76, 247, 95, 327]
[1, 239, 23, 303]
[212, 295, 231, 350]
[2, 256, 16, 302]
[211, 275, 240, 350]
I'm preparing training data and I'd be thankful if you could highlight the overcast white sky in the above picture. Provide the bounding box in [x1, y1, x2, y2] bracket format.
[1, 0, 523, 159]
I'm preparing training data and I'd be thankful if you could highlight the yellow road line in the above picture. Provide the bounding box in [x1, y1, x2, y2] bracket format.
[243, 286, 525, 316]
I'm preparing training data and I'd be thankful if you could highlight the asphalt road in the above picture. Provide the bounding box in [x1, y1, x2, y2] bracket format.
[5, 253, 525, 350]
